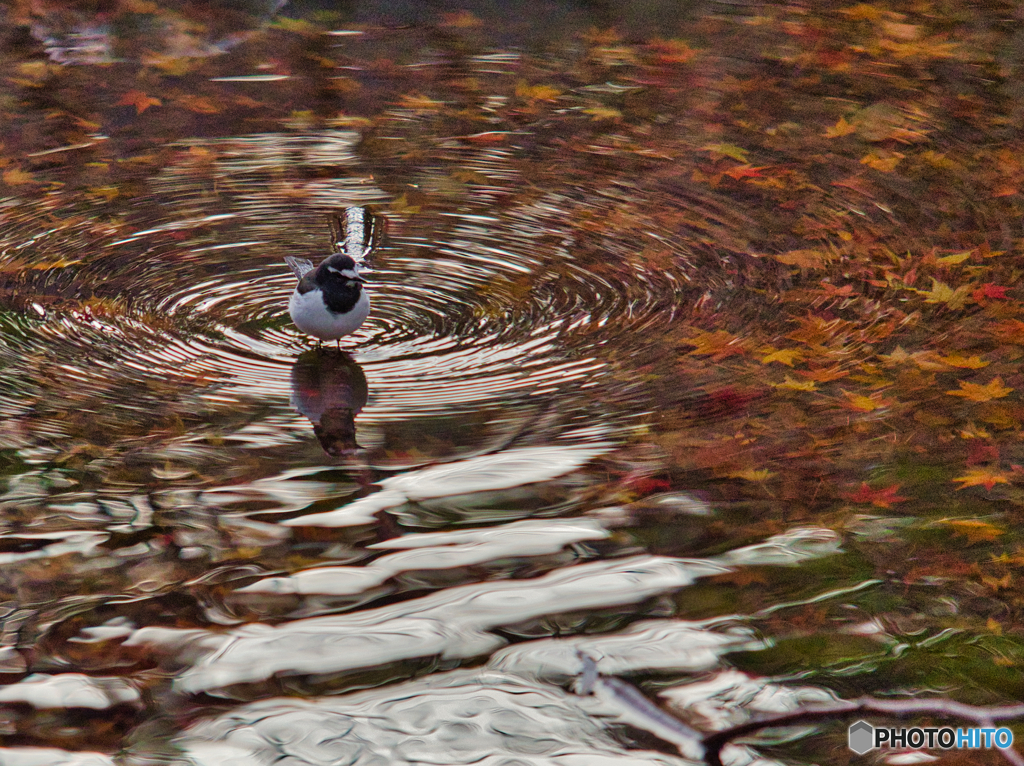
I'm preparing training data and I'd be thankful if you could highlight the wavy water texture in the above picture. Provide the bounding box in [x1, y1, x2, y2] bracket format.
[0, 130, 738, 473]
[0, 124, 831, 766]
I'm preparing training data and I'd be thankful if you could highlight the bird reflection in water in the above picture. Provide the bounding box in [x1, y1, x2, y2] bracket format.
[290, 349, 368, 456]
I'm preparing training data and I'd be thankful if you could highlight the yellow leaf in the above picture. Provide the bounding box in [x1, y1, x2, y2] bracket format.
[946, 378, 1014, 402]
[824, 116, 857, 138]
[390, 194, 421, 215]
[686, 330, 745, 357]
[988, 617, 1003, 635]
[702, 143, 750, 163]
[727, 468, 775, 481]
[951, 471, 1012, 492]
[942, 518, 1005, 543]
[272, 16, 318, 33]
[776, 376, 817, 391]
[937, 250, 972, 265]
[958, 423, 991, 439]
[760, 348, 804, 366]
[860, 151, 904, 172]
[878, 346, 911, 364]
[938, 354, 989, 369]
[842, 391, 890, 412]
[150, 56, 199, 76]
[913, 278, 971, 308]
[841, 3, 884, 20]
[583, 106, 622, 121]
[86, 186, 120, 202]
[878, 347, 946, 369]
[515, 83, 561, 101]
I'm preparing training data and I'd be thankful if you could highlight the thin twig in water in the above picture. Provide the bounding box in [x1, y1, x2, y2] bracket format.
[702, 696, 1024, 766]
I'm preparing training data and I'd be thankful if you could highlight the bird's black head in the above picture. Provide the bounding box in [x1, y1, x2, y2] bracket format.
[315, 254, 365, 290]
[313, 253, 366, 315]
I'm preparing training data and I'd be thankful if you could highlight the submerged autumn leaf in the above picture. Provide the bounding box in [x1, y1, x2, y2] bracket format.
[946, 378, 1014, 402]
[845, 482, 909, 508]
[952, 469, 1012, 491]
[937, 518, 1006, 541]
[937, 354, 989, 369]
[912, 278, 972, 309]
[118, 90, 162, 114]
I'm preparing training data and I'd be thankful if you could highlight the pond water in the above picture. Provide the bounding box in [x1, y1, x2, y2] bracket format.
[3, 2, 1024, 765]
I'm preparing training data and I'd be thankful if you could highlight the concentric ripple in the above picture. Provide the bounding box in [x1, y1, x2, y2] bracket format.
[0, 130, 754, 465]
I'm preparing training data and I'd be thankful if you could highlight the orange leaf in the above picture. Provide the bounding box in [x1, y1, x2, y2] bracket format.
[946, 378, 1013, 402]
[118, 89, 161, 114]
[177, 95, 219, 114]
[2, 168, 35, 185]
[989, 319, 1024, 343]
[774, 249, 834, 268]
[399, 93, 444, 110]
[723, 164, 769, 180]
[799, 366, 849, 382]
[647, 39, 697, 64]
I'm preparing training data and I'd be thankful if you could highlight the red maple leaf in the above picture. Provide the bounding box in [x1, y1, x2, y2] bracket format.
[845, 482, 909, 508]
[972, 283, 1009, 302]
[966, 441, 1000, 466]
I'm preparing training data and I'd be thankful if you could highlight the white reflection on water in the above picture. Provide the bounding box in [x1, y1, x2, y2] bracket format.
[239, 518, 610, 596]
[120, 526, 841, 696]
[171, 669, 693, 766]
[126, 556, 726, 694]
[0, 674, 140, 710]
[282, 444, 611, 527]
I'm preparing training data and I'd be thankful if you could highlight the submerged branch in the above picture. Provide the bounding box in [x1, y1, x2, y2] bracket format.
[576, 653, 1024, 766]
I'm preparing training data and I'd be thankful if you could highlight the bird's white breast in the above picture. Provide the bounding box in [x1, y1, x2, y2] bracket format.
[288, 288, 370, 340]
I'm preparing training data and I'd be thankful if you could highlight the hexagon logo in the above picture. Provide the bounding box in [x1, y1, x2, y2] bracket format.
[848, 720, 875, 754]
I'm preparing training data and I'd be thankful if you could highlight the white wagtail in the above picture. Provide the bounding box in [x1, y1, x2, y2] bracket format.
[286, 208, 382, 344]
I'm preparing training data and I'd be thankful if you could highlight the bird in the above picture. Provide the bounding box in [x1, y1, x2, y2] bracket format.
[286, 252, 370, 343]
[285, 207, 383, 344]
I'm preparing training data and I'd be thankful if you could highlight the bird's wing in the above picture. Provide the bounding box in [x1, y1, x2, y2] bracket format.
[285, 256, 315, 279]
